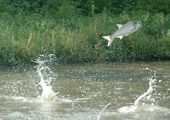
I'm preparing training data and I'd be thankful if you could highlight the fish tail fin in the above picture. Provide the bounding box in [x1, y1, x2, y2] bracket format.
[102, 36, 113, 46]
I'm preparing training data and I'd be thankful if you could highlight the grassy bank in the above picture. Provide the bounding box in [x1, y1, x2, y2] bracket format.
[0, 3, 170, 65]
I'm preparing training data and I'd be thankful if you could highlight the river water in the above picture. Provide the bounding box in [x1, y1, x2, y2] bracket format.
[0, 61, 170, 120]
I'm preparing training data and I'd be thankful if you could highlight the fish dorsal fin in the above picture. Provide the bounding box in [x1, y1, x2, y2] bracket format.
[116, 36, 123, 39]
[116, 24, 123, 29]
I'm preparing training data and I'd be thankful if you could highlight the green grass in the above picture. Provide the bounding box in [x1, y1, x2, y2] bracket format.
[0, 10, 170, 66]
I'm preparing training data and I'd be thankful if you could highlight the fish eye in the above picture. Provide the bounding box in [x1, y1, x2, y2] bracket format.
[133, 22, 137, 26]
[134, 22, 137, 24]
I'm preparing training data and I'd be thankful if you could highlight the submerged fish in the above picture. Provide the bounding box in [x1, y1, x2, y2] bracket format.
[103, 21, 141, 46]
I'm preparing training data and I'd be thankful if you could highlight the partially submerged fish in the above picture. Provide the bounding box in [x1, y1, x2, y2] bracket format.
[103, 21, 141, 46]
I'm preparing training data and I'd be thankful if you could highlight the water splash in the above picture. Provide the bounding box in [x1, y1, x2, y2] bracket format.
[118, 71, 170, 116]
[97, 102, 111, 120]
[134, 78, 156, 105]
[135, 70, 157, 106]
[35, 54, 58, 102]
[97, 71, 158, 119]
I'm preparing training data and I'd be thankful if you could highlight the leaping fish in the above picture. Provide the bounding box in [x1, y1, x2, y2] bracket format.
[103, 21, 141, 46]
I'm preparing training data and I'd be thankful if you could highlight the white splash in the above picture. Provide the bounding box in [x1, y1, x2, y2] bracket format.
[36, 54, 58, 102]
[134, 78, 156, 105]
[118, 104, 170, 113]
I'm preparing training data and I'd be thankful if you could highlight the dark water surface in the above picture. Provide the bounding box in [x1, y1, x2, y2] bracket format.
[0, 62, 170, 120]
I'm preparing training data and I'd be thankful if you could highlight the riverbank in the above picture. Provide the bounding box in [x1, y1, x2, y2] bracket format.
[0, 1, 170, 66]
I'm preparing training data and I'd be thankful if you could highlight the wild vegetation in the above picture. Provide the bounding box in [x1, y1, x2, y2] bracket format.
[0, 0, 170, 65]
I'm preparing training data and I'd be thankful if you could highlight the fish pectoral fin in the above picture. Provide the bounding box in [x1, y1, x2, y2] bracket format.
[116, 36, 123, 39]
[102, 36, 113, 46]
[116, 24, 123, 29]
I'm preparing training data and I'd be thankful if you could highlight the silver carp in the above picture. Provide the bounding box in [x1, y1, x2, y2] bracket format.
[103, 21, 141, 46]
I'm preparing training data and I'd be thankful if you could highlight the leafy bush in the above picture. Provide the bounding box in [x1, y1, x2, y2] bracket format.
[0, 0, 170, 65]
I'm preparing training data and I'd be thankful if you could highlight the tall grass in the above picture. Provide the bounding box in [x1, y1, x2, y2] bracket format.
[0, 10, 170, 65]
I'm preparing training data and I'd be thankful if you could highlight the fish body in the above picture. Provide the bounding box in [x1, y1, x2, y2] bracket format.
[103, 21, 141, 46]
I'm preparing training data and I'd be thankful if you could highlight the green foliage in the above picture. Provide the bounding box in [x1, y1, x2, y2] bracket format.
[0, 0, 170, 65]
[1, 0, 170, 16]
